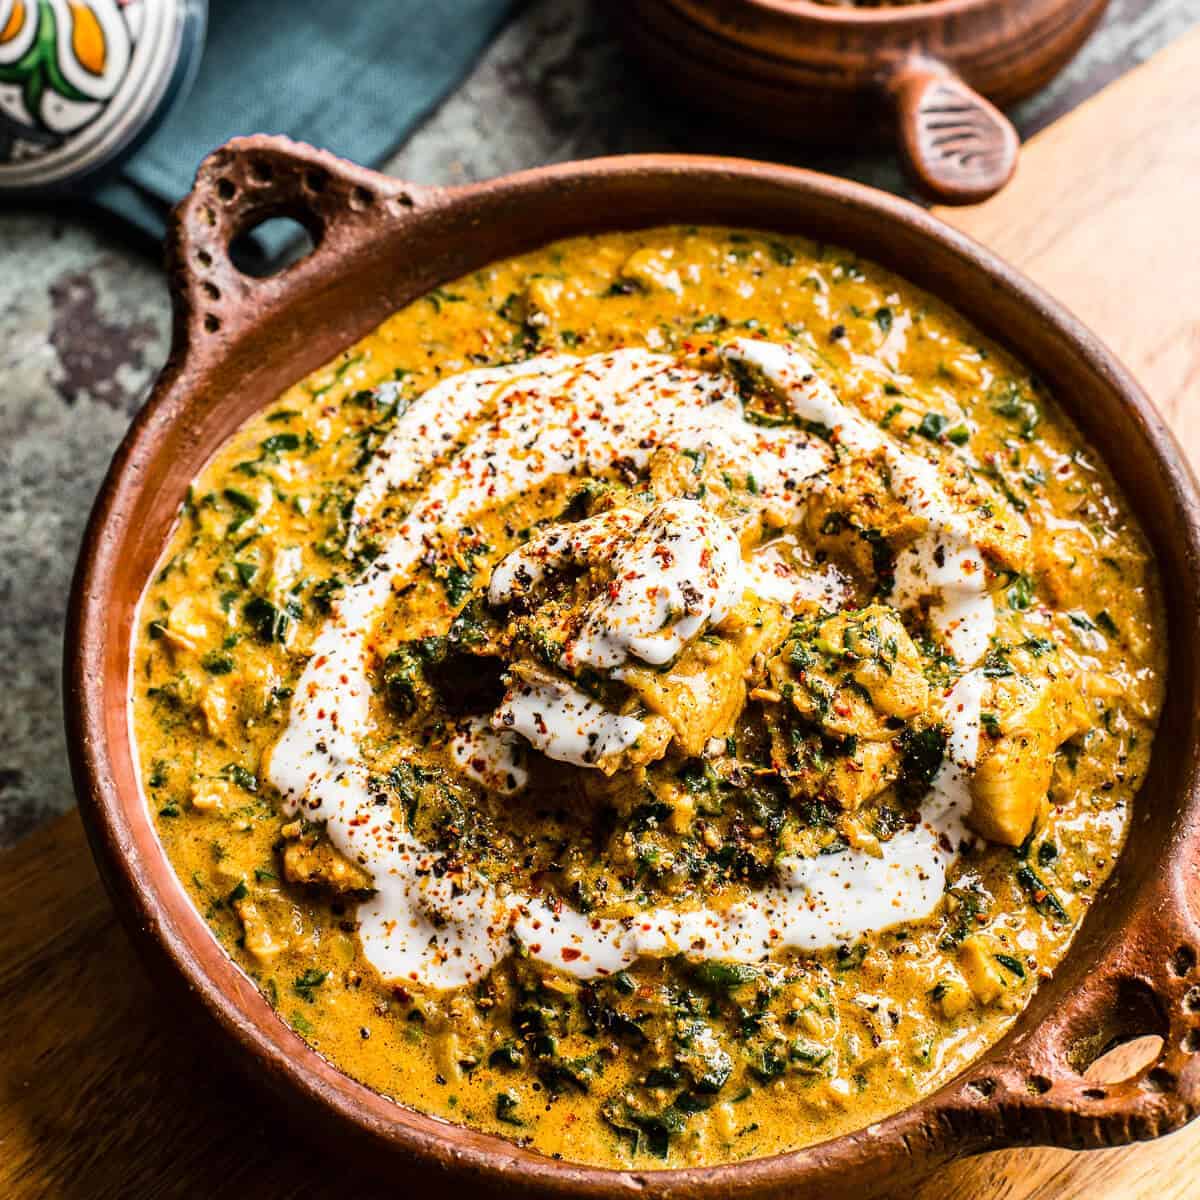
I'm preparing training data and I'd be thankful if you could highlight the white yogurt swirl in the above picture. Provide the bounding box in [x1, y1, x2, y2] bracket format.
[267, 342, 1006, 989]
[491, 499, 744, 673]
[726, 339, 994, 664]
[493, 672, 647, 768]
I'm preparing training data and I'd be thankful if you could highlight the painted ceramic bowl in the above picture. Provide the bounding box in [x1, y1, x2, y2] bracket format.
[66, 137, 1200, 1198]
[0, 0, 205, 192]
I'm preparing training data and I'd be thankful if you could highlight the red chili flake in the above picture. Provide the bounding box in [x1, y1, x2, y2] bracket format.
[561, 947, 582, 962]
[530, 943, 542, 954]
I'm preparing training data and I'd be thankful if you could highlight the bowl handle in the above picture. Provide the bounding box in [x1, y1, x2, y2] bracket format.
[884, 55, 1018, 206]
[163, 135, 439, 349]
[934, 848, 1200, 1154]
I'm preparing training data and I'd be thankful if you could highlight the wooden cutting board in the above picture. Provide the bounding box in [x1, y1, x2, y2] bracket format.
[4, 28, 1200, 1199]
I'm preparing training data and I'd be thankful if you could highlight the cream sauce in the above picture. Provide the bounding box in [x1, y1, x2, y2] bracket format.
[491, 500, 745, 672]
[268, 343, 998, 990]
[494, 672, 647, 768]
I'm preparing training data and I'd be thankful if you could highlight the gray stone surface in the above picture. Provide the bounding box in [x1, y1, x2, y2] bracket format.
[0, 0, 1197, 849]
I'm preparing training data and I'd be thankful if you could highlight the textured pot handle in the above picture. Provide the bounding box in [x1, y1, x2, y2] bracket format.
[885, 55, 1019, 206]
[164, 135, 437, 349]
[941, 852, 1200, 1153]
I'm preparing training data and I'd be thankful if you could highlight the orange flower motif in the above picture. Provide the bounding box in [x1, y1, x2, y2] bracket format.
[0, 1, 26, 45]
[68, 2, 107, 76]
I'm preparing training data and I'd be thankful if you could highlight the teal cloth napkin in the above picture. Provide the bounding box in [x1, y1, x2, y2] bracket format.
[92, 0, 513, 260]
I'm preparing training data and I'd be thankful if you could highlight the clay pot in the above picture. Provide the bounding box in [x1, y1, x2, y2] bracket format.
[619, 0, 1112, 204]
[66, 136, 1200, 1198]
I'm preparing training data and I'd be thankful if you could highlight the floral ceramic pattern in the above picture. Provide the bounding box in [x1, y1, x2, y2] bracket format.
[0, 0, 136, 162]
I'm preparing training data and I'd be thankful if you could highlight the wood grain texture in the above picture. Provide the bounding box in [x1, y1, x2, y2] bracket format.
[935, 23, 1200, 460]
[4, 28, 1200, 1198]
[914, 27, 1200, 1198]
[0, 816, 353, 1200]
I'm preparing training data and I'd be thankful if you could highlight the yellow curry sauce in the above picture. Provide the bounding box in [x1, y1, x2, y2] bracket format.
[131, 227, 1163, 1167]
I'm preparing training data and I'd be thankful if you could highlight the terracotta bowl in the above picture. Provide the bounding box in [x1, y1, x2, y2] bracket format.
[66, 136, 1200, 1198]
[619, 0, 1112, 204]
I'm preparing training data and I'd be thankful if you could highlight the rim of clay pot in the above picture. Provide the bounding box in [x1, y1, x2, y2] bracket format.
[643, 0, 1108, 59]
[65, 142, 1200, 1199]
[761, 0, 996, 26]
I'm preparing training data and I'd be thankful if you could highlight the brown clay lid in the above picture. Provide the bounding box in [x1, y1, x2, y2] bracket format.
[619, 0, 1111, 203]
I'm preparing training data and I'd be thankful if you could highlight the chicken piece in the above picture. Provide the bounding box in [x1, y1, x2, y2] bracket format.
[234, 898, 289, 962]
[801, 451, 928, 586]
[621, 646, 744, 761]
[160, 596, 216, 656]
[526, 275, 566, 323]
[1032, 523, 1098, 607]
[487, 495, 770, 771]
[493, 660, 672, 777]
[807, 452, 1031, 583]
[617, 245, 683, 295]
[931, 974, 974, 1019]
[835, 609, 929, 719]
[621, 598, 787, 759]
[768, 605, 930, 741]
[618, 713, 675, 771]
[190, 779, 232, 813]
[200, 684, 232, 740]
[767, 719, 904, 812]
[972, 502, 1033, 578]
[489, 508, 641, 672]
[824, 741, 899, 812]
[645, 445, 737, 516]
[935, 458, 1033, 578]
[763, 605, 935, 811]
[968, 673, 1091, 846]
[725, 338, 1030, 587]
[957, 935, 1010, 1006]
[281, 832, 372, 894]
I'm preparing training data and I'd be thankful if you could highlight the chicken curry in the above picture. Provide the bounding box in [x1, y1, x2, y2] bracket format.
[131, 226, 1163, 1168]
